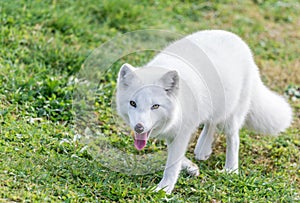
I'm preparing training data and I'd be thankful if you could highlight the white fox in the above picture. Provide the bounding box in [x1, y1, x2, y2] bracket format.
[116, 30, 292, 194]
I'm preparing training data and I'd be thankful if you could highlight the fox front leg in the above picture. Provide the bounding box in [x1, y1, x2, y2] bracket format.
[155, 134, 190, 194]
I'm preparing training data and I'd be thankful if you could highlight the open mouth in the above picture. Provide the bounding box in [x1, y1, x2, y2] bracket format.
[134, 130, 151, 151]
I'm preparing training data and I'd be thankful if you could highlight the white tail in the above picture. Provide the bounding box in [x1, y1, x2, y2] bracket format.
[245, 79, 293, 135]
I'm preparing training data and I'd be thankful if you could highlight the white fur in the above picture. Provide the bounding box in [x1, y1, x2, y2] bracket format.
[116, 30, 292, 194]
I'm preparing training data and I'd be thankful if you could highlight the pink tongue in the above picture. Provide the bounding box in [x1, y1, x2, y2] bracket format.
[134, 132, 148, 151]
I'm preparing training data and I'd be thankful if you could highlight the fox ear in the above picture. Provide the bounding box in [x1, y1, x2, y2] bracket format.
[118, 63, 138, 88]
[158, 70, 179, 95]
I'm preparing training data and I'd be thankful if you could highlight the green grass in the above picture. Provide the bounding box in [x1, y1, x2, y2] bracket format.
[1, 0, 300, 202]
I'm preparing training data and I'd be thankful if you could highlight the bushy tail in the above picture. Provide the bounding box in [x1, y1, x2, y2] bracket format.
[245, 79, 293, 135]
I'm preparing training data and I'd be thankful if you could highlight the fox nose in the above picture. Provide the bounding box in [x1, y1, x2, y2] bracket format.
[134, 123, 144, 133]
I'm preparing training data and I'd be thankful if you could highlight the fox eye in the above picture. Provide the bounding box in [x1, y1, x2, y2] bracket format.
[129, 100, 137, 108]
[151, 104, 160, 110]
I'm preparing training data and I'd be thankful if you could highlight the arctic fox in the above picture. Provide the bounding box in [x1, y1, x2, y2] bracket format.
[116, 30, 292, 194]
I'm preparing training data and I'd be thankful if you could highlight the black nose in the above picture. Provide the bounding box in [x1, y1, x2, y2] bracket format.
[134, 123, 144, 133]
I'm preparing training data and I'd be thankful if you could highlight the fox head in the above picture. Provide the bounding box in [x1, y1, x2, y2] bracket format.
[116, 63, 180, 150]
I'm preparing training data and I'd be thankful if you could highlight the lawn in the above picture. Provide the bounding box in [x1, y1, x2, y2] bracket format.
[1, 0, 300, 202]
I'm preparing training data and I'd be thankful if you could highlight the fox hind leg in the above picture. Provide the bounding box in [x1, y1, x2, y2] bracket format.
[224, 117, 241, 173]
[224, 95, 251, 173]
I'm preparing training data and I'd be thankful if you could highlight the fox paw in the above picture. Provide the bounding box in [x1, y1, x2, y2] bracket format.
[194, 147, 212, 161]
[154, 179, 175, 195]
[184, 163, 199, 176]
[181, 157, 200, 176]
[219, 168, 239, 174]
[155, 185, 173, 195]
